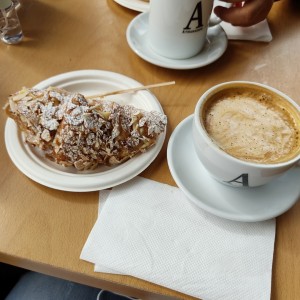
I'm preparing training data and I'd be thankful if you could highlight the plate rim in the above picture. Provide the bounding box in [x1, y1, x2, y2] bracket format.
[113, 0, 149, 12]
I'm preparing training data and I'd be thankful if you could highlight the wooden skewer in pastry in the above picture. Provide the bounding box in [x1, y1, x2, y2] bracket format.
[86, 81, 176, 99]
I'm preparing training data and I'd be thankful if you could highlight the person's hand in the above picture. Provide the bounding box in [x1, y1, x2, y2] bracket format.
[214, 0, 274, 27]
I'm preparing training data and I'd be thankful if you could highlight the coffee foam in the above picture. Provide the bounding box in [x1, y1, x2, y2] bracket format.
[203, 87, 300, 164]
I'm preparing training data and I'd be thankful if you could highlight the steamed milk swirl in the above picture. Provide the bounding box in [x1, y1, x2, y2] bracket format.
[203, 87, 300, 164]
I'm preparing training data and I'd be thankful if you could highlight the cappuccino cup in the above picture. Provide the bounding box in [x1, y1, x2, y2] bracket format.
[193, 81, 300, 187]
[148, 0, 221, 60]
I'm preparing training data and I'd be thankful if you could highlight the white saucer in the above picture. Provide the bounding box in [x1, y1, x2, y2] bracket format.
[126, 12, 228, 70]
[113, 0, 148, 12]
[5, 70, 166, 192]
[167, 115, 300, 222]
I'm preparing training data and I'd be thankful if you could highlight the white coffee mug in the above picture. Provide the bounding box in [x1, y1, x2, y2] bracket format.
[192, 81, 300, 187]
[148, 0, 220, 59]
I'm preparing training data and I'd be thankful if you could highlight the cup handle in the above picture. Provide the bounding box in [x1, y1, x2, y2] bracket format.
[209, 14, 222, 27]
[210, 0, 230, 27]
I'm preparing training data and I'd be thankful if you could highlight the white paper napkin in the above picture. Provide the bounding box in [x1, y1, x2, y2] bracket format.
[221, 19, 273, 42]
[81, 177, 276, 300]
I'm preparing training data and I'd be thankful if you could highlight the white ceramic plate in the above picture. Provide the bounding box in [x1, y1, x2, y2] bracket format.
[167, 115, 300, 222]
[126, 12, 228, 70]
[114, 0, 148, 12]
[5, 70, 166, 192]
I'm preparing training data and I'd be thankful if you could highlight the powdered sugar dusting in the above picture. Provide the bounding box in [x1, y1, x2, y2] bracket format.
[7, 87, 167, 170]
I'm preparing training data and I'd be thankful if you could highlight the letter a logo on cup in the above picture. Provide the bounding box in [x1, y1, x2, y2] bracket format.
[183, 1, 203, 33]
[224, 174, 249, 187]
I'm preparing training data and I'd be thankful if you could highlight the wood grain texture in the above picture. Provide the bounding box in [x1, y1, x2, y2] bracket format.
[0, 0, 299, 299]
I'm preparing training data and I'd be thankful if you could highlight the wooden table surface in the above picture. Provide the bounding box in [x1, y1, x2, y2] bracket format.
[1, 0, 300, 299]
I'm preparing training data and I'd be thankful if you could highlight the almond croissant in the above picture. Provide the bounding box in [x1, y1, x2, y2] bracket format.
[5, 87, 167, 170]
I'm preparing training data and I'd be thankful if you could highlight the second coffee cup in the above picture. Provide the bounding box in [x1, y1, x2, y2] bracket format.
[148, 0, 219, 60]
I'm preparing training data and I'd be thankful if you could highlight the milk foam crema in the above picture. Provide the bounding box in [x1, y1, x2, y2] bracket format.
[203, 87, 300, 164]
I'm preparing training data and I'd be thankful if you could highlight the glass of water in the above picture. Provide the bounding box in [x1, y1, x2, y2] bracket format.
[0, 0, 23, 44]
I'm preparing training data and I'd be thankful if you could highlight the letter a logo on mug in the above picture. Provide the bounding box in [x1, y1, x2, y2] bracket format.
[183, 2, 204, 33]
[149, 0, 219, 59]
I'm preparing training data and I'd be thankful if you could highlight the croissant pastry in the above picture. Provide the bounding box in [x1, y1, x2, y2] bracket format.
[5, 87, 167, 170]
